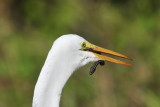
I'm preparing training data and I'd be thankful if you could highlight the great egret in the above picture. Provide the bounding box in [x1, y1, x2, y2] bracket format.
[33, 34, 130, 107]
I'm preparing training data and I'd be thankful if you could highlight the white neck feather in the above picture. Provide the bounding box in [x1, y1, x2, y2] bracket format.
[32, 35, 96, 107]
[32, 48, 76, 107]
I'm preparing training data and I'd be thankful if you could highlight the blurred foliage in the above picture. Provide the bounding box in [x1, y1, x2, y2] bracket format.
[0, 0, 160, 107]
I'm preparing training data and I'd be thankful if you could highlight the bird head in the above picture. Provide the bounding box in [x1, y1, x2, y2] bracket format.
[52, 34, 130, 70]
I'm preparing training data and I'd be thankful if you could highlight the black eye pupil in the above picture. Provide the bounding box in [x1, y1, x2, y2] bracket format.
[82, 43, 86, 47]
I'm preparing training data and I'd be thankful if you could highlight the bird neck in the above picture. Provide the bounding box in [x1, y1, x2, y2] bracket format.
[33, 49, 76, 107]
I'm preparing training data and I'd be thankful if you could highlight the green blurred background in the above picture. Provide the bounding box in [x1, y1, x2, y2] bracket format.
[0, 0, 160, 107]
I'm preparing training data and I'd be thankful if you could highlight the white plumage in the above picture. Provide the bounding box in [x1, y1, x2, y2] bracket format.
[33, 34, 130, 107]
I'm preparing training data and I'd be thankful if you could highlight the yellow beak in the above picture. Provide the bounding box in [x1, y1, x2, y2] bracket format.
[84, 42, 131, 66]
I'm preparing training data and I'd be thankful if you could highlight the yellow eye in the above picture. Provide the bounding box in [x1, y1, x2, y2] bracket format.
[81, 42, 86, 48]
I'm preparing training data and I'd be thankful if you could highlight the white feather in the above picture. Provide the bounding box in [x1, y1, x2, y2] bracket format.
[33, 34, 98, 107]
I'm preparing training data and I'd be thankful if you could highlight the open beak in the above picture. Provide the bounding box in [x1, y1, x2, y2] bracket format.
[84, 42, 131, 66]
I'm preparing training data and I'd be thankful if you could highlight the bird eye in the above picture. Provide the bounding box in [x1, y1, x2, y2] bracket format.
[81, 42, 86, 48]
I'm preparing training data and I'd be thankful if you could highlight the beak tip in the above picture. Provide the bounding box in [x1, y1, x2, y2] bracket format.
[122, 63, 131, 66]
[127, 57, 132, 60]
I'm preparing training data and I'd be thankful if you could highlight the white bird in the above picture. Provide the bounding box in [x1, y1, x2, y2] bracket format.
[32, 34, 130, 107]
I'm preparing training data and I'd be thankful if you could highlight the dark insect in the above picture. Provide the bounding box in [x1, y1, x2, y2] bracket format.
[89, 60, 105, 75]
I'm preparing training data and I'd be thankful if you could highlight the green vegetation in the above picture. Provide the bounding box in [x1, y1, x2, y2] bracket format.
[0, 0, 160, 106]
